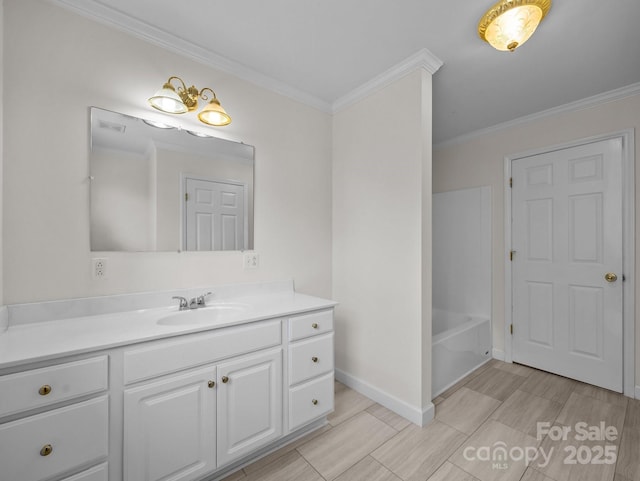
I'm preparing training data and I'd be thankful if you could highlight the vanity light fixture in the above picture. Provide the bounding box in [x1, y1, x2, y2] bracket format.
[478, 0, 551, 52]
[142, 119, 175, 129]
[148, 76, 232, 126]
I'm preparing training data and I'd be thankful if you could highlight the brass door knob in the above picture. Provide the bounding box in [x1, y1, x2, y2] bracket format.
[221, 376, 229, 384]
[311, 323, 318, 329]
[311, 399, 318, 405]
[208, 380, 215, 388]
[40, 444, 53, 456]
[311, 357, 318, 363]
[39, 385, 52, 396]
[604, 272, 618, 283]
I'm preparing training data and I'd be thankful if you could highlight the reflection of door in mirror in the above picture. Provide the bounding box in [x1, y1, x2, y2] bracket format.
[89, 107, 255, 252]
[185, 177, 247, 251]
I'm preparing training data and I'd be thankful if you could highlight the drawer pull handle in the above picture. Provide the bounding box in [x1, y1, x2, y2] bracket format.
[208, 380, 216, 388]
[311, 323, 319, 329]
[39, 385, 52, 396]
[312, 399, 318, 405]
[40, 444, 53, 457]
[311, 357, 319, 363]
[222, 376, 229, 384]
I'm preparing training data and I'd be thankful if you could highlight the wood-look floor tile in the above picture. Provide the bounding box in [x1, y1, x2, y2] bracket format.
[242, 424, 332, 474]
[572, 382, 629, 408]
[371, 420, 467, 481]
[433, 395, 446, 405]
[436, 387, 501, 435]
[465, 367, 527, 402]
[218, 469, 246, 480]
[556, 392, 626, 434]
[333, 456, 402, 481]
[328, 384, 375, 426]
[624, 398, 640, 431]
[613, 474, 635, 481]
[366, 403, 411, 431]
[243, 450, 323, 481]
[426, 461, 480, 481]
[492, 361, 535, 378]
[615, 428, 640, 481]
[520, 467, 556, 481]
[490, 390, 562, 438]
[519, 370, 576, 405]
[298, 411, 396, 481]
[449, 419, 539, 481]
[535, 422, 617, 481]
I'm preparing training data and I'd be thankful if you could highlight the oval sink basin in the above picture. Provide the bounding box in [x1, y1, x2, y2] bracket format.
[157, 302, 249, 326]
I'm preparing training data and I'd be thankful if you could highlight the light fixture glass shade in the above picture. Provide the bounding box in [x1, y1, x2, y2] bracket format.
[148, 84, 188, 114]
[198, 99, 232, 126]
[478, 0, 551, 51]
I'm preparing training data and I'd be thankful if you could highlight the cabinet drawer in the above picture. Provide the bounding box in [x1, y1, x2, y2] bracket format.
[62, 463, 108, 481]
[289, 333, 334, 385]
[0, 356, 108, 418]
[0, 396, 109, 481]
[289, 373, 334, 431]
[124, 319, 281, 384]
[288, 310, 333, 341]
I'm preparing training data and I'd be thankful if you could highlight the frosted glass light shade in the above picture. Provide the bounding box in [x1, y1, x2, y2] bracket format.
[198, 99, 232, 126]
[478, 0, 551, 52]
[148, 84, 188, 114]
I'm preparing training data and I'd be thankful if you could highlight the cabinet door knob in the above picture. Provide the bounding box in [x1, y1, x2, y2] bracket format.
[311, 399, 318, 405]
[40, 444, 53, 456]
[311, 323, 318, 329]
[311, 357, 318, 363]
[39, 385, 52, 396]
[208, 380, 216, 388]
[221, 376, 229, 384]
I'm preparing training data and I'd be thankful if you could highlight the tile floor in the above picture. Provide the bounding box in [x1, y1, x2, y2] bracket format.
[221, 360, 640, 481]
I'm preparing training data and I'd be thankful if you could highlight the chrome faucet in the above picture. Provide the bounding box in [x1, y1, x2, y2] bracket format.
[173, 292, 213, 310]
[190, 291, 213, 309]
[172, 296, 189, 310]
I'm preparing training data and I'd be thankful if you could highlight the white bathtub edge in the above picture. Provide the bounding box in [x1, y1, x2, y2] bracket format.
[492, 348, 505, 361]
[335, 368, 433, 427]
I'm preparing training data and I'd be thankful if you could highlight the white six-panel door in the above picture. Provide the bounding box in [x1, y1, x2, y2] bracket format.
[185, 177, 246, 251]
[511, 138, 623, 391]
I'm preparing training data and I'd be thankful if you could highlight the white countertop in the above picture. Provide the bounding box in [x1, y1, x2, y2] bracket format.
[0, 285, 336, 370]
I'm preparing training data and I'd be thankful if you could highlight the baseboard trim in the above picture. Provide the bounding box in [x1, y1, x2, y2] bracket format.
[492, 348, 506, 361]
[335, 368, 434, 427]
[635, 385, 640, 400]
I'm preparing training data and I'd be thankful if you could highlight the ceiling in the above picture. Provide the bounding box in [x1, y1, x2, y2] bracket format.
[54, 0, 640, 145]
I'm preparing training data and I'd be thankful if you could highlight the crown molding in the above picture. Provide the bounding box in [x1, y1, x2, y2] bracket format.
[332, 48, 444, 113]
[435, 81, 640, 150]
[47, 0, 333, 113]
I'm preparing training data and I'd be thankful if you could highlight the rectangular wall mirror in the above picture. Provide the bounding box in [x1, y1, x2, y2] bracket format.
[89, 107, 254, 252]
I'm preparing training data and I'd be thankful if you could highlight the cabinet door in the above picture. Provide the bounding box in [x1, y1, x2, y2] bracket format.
[217, 348, 282, 467]
[124, 366, 217, 481]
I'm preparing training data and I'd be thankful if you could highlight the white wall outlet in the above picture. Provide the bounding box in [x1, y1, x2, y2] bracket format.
[243, 252, 259, 269]
[92, 258, 108, 280]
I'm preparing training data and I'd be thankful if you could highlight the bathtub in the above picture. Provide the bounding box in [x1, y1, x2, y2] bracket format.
[432, 308, 492, 397]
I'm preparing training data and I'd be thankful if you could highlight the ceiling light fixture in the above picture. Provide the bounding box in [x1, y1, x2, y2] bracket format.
[478, 0, 551, 52]
[148, 76, 232, 126]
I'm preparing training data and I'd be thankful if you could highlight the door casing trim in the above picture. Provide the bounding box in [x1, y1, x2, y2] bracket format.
[504, 129, 635, 397]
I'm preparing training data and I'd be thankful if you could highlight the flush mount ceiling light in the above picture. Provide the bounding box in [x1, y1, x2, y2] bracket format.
[148, 76, 231, 126]
[478, 0, 551, 52]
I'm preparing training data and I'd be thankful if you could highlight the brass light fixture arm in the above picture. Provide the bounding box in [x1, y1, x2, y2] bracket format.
[199, 87, 218, 102]
[165, 76, 199, 111]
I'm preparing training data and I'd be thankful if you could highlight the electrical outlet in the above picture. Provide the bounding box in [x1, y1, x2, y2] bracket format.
[92, 258, 108, 280]
[243, 252, 259, 269]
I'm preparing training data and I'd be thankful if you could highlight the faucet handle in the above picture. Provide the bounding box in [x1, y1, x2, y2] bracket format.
[172, 296, 189, 310]
[197, 291, 213, 306]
